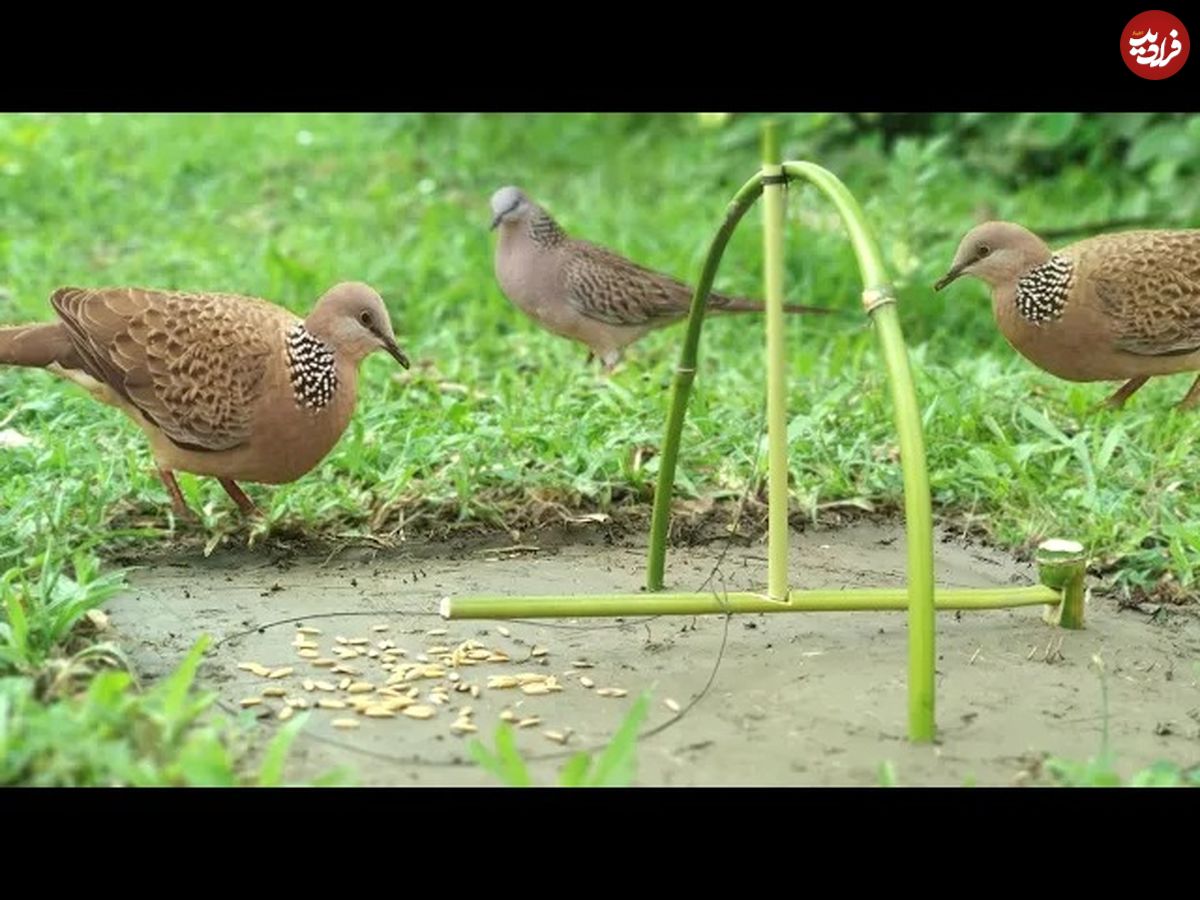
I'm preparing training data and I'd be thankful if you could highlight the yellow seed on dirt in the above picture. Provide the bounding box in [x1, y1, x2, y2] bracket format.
[333, 647, 360, 659]
[450, 719, 478, 734]
[237, 662, 272, 677]
[563, 670, 578, 678]
[455, 683, 471, 693]
[380, 697, 414, 711]
[239, 697, 263, 707]
[665, 698, 681, 713]
[521, 683, 551, 696]
[364, 706, 396, 718]
[338, 677, 352, 690]
[543, 730, 568, 744]
[347, 682, 374, 694]
[416, 654, 430, 663]
[497, 626, 511, 638]
[314, 680, 336, 692]
[531, 646, 549, 657]
[335, 636, 349, 645]
[285, 697, 310, 709]
[448, 672, 461, 682]
[311, 658, 336, 668]
[469, 685, 481, 698]
[420, 666, 446, 679]
[332, 665, 359, 676]
[579, 677, 595, 689]
[317, 699, 347, 710]
[488, 676, 519, 689]
[296, 626, 322, 636]
[515, 673, 547, 685]
[262, 687, 287, 698]
[378, 640, 395, 650]
[268, 667, 293, 679]
[367, 649, 379, 659]
[293, 640, 319, 650]
[427, 645, 451, 655]
[298, 649, 319, 659]
[372, 625, 390, 633]
[467, 649, 492, 661]
[488, 652, 511, 663]
[332, 718, 359, 729]
[517, 717, 541, 728]
[278, 706, 295, 721]
[458, 706, 474, 718]
[302, 679, 316, 691]
[596, 688, 628, 698]
[570, 660, 594, 669]
[500, 709, 517, 722]
[426, 628, 448, 637]
[346, 638, 370, 646]
[428, 694, 447, 706]
[402, 705, 436, 720]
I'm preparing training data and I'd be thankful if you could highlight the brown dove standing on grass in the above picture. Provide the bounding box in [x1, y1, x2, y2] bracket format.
[489, 185, 836, 371]
[0, 282, 410, 520]
[935, 221, 1200, 409]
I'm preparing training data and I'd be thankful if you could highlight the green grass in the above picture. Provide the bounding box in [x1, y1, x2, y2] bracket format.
[0, 636, 342, 786]
[3, 113, 1199, 597]
[469, 692, 650, 787]
[2, 112, 1199, 783]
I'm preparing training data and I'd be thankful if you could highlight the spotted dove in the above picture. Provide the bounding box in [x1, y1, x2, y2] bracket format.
[935, 221, 1200, 409]
[489, 186, 835, 371]
[0, 282, 409, 519]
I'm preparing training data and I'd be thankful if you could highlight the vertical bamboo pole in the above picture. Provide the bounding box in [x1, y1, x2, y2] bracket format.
[761, 122, 790, 602]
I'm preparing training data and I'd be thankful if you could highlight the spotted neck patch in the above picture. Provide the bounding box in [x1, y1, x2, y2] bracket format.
[286, 324, 338, 409]
[1015, 254, 1074, 325]
[528, 210, 567, 248]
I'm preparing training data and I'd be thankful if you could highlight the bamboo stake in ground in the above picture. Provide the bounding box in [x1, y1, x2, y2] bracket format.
[1036, 539, 1087, 629]
[762, 122, 790, 602]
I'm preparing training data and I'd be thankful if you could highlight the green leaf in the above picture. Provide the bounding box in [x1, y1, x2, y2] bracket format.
[1018, 405, 1070, 445]
[176, 736, 238, 786]
[4, 594, 29, 660]
[468, 724, 532, 786]
[257, 712, 309, 786]
[151, 636, 211, 740]
[493, 723, 532, 787]
[1096, 425, 1125, 473]
[585, 692, 649, 787]
[558, 752, 593, 787]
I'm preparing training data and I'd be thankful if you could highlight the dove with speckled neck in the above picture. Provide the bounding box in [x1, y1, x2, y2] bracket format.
[936, 221, 1200, 409]
[0, 282, 410, 520]
[489, 186, 834, 371]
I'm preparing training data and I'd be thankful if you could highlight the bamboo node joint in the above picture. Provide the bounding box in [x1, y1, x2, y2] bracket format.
[861, 288, 897, 315]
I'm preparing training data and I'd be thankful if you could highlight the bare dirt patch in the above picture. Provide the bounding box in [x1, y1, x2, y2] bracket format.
[105, 517, 1200, 786]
